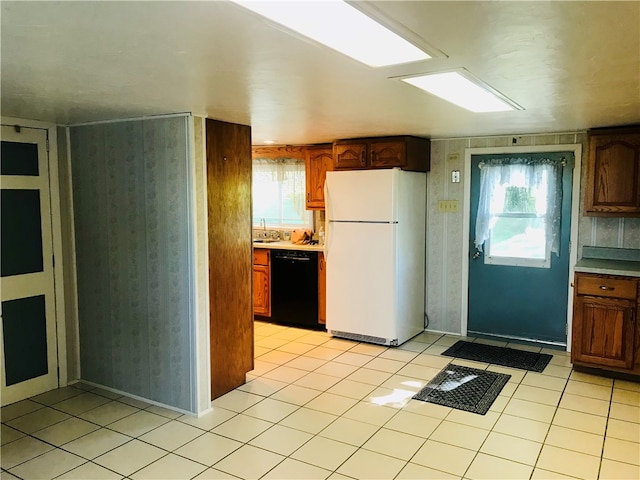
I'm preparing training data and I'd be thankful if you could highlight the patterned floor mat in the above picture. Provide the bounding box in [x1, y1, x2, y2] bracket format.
[441, 340, 553, 372]
[412, 363, 511, 415]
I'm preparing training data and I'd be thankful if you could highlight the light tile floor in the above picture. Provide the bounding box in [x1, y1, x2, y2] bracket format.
[2, 321, 640, 479]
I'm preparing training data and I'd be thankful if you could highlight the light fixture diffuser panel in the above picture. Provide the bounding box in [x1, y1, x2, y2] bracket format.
[402, 71, 520, 112]
[233, 0, 430, 67]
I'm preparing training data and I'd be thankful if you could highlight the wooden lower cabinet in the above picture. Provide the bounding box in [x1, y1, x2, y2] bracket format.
[318, 252, 326, 325]
[572, 273, 639, 374]
[253, 249, 271, 317]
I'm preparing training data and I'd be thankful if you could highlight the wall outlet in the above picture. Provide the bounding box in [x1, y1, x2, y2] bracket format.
[438, 200, 459, 213]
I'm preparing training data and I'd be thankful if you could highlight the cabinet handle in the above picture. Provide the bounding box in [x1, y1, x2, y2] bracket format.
[599, 285, 615, 291]
[307, 193, 310, 202]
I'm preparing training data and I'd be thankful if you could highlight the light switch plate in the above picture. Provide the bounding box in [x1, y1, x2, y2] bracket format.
[438, 200, 459, 213]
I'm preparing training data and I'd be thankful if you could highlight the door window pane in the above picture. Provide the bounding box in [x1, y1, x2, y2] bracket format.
[1, 141, 39, 176]
[1, 189, 44, 277]
[483, 173, 551, 267]
[2, 295, 48, 385]
[488, 216, 546, 259]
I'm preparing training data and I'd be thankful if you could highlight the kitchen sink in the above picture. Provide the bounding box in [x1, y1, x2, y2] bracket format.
[253, 238, 279, 243]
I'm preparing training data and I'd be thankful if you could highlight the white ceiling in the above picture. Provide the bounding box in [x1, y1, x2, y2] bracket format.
[2, 1, 639, 145]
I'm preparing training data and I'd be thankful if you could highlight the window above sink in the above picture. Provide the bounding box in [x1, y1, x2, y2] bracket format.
[252, 158, 313, 230]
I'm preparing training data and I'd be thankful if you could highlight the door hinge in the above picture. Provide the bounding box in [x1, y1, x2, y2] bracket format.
[46, 138, 50, 152]
[565, 323, 568, 335]
[52, 255, 55, 268]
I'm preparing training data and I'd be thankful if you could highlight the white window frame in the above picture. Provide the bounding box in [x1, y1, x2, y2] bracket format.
[252, 159, 313, 230]
[484, 212, 551, 269]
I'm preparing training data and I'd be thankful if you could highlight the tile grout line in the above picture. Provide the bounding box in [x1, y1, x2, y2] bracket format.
[527, 369, 568, 479]
[256, 327, 442, 478]
[4, 324, 638, 479]
[5, 385, 228, 478]
[596, 384, 615, 480]
[459, 355, 529, 479]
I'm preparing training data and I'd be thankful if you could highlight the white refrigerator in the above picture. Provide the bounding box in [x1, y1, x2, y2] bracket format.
[324, 168, 426, 346]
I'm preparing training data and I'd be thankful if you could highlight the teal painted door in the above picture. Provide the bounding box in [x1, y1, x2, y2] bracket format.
[468, 152, 573, 344]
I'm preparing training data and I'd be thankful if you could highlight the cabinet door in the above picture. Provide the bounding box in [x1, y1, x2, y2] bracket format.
[253, 264, 271, 317]
[318, 252, 326, 325]
[572, 295, 635, 369]
[334, 142, 367, 170]
[305, 145, 333, 210]
[369, 141, 406, 168]
[585, 131, 640, 216]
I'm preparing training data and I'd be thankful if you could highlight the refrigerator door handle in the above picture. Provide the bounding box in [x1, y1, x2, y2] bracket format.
[324, 181, 330, 261]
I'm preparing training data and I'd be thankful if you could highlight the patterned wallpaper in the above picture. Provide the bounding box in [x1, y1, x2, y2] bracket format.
[426, 132, 640, 335]
[70, 116, 195, 411]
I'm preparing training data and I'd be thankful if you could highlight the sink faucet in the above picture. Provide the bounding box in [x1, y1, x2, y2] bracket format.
[260, 218, 266, 237]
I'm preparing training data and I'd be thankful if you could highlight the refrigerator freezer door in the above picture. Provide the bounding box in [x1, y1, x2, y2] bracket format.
[326, 221, 397, 342]
[325, 169, 397, 222]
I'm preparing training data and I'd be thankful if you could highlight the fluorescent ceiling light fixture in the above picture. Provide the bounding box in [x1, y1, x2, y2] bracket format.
[401, 71, 521, 112]
[232, 0, 430, 67]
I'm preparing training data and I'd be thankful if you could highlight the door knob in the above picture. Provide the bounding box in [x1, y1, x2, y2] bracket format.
[472, 251, 481, 260]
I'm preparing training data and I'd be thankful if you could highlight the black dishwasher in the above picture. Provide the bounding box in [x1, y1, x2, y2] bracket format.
[270, 250, 320, 330]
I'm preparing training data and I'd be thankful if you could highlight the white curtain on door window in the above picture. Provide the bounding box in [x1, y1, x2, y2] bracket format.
[474, 157, 565, 255]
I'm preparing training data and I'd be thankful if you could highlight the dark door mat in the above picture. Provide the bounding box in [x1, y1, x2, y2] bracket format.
[412, 364, 510, 415]
[441, 340, 553, 372]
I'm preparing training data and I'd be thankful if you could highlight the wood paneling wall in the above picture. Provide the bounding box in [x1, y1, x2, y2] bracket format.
[427, 132, 640, 335]
[206, 119, 253, 399]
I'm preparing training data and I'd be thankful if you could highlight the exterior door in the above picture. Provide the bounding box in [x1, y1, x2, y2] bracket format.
[468, 152, 574, 344]
[1, 125, 58, 405]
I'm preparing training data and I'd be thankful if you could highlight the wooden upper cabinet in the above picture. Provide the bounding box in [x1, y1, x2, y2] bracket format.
[334, 141, 367, 169]
[305, 144, 334, 210]
[370, 141, 406, 168]
[333, 136, 430, 172]
[584, 127, 640, 217]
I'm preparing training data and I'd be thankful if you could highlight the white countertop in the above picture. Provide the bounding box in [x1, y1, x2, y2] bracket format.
[252, 240, 324, 252]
